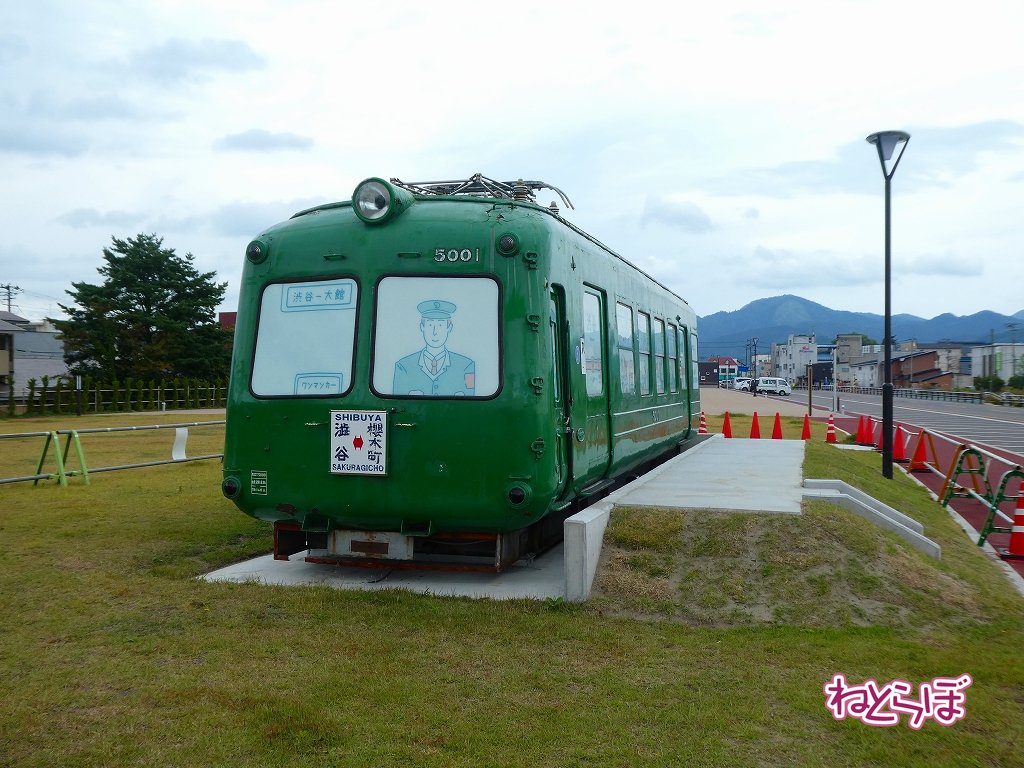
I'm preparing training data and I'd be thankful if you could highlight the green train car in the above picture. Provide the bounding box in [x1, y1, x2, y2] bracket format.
[222, 175, 700, 569]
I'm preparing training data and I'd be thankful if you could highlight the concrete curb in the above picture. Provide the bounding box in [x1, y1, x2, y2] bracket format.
[564, 436, 738, 602]
[803, 479, 925, 534]
[802, 480, 941, 559]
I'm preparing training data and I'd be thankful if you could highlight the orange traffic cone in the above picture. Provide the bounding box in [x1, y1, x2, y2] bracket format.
[893, 425, 908, 462]
[860, 417, 876, 448]
[826, 414, 837, 443]
[999, 496, 1024, 561]
[750, 412, 761, 439]
[771, 413, 783, 439]
[855, 416, 868, 445]
[873, 419, 883, 450]
[698, 411, 708, 434]
[722, 411, 733, 438]
[801, 414, 811, 441]
[909, 432, 929, 472]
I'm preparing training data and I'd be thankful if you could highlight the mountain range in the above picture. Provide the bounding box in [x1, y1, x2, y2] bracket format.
[698, 295, 1024, 360]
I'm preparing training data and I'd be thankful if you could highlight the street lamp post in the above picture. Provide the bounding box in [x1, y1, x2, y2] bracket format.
[866, 130, 910, 479]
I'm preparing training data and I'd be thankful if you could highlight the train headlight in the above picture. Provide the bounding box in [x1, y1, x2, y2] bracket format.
[246, 239, 269, 264]
[222, 477, 241, 499]
[496, 233, 519, 255]
[352, 178, 413, 224]
[505, 482, 532, 508]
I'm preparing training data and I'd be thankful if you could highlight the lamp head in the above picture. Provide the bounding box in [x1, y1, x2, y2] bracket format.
[866, 131, 910, 179]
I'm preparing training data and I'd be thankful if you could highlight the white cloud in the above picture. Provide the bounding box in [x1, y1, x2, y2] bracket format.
[2, 0, 1024, 323]
[213, 130, 314, 152]
[123, 38, 266, 84]
[641, 198, 714, 233]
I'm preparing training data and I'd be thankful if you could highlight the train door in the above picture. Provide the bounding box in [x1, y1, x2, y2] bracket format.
[581, 288, 611, 476]
[549, 288, 572, 499]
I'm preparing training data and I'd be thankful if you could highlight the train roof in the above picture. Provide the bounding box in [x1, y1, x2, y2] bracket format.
[286, 175, 693, 312]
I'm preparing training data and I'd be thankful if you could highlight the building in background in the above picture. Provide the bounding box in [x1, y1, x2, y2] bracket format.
[0, 311, 68, 400]
[970, 343, 1024, 384]
[706, 356, 742, 386]
[771, 333, 816, 386]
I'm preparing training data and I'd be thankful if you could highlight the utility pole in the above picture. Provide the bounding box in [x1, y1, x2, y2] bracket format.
[751, 336, 758, 378]
[0, 284, 21, 313]
[1009, 321, 1019, 381]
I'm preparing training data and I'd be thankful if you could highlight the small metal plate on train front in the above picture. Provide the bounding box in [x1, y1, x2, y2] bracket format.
[329, 530, 414, 560]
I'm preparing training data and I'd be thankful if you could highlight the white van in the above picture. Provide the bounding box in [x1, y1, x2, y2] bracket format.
[755, 377, 792, 396]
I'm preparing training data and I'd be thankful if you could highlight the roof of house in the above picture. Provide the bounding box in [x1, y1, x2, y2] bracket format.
[0, 310, 29, 324]
[14, 332, 63, 356]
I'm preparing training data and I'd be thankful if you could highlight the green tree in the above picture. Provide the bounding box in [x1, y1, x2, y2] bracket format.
[52, 234, 231, 380]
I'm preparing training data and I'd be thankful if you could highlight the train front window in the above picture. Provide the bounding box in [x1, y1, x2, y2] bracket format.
[372, 276, 500, 398]
[251, 279, 358, 397]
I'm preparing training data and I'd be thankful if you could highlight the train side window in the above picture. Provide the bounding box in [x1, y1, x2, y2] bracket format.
[372, 276, 500, 398]
[653, 317, 666, 394]
[583, 290, 604, 397]
[678, 325, 688, 389]
[251, 278, 358, 398]
[637, 311, 651, 396]
[549, 298, 560, 404]
[689, 329, 699, 391]
[615, 302, 635, 395]
[666, 324, 678, 393]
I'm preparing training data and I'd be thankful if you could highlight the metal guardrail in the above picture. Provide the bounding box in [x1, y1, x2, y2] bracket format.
[794, 385, 985, 404]
[0, 420, 224, 486]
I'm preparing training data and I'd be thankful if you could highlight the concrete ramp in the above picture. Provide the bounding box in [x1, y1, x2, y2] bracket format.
[614, 435, 805, 514]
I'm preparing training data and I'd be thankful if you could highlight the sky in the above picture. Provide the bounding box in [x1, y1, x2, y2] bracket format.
[2, 0, 1023, 326]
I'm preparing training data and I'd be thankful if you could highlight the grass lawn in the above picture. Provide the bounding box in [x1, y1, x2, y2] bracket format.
[1, 414, 1022, 767]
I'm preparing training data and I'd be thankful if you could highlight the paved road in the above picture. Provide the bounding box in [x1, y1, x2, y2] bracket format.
[803, 389, 1024, 459]
[698, 386, 811, 418]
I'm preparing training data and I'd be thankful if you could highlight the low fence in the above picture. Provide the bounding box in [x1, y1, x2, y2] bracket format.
[3, 380, 227, 416]
[795, 385, 985, 404]
[0, 420, 225, 486]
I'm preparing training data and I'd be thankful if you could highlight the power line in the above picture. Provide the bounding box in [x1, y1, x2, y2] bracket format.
[1, 284, 22, 313]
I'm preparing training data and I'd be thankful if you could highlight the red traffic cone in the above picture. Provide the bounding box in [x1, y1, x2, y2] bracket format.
[750, 412, 761, 439]
[1000, 496, 1024, 561]
[873, 419, 884, 450]
[801, 414, 811, 440]
[698, 411, 708, 434]
[771, 413, 783, 439]
[826, 414, 837, 444]
[859, 415, 873, 445]
[855, 416, 868, 445]
[909, 432, 929, 472]
[722, 411, 733, 438]
[893, 425, 908, 462]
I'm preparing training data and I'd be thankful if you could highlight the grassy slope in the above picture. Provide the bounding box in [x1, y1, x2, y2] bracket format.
[1, 417, 1022, 767]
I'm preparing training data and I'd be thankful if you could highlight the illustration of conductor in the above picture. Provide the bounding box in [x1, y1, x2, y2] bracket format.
[392, 300, 476, 396]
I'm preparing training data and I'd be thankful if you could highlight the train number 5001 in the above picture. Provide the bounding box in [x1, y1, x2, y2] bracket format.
[434, 248, 480, 263]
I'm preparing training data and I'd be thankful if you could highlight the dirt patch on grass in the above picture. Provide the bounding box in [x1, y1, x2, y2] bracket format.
[590, 501, 993, 629]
